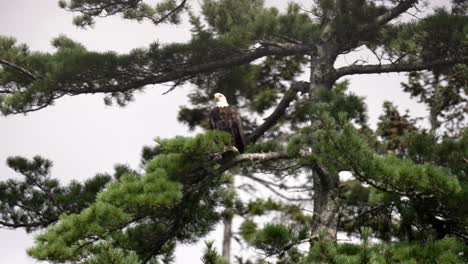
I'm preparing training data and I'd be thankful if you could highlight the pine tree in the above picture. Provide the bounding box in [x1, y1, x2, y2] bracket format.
[1, 0, 467, 263]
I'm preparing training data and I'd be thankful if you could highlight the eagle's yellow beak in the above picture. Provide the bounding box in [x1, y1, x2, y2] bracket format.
[214, 95, 220, 101]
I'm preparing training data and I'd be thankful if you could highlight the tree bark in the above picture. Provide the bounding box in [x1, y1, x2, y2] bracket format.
[333, 56, 468, 80]
[310, 165, 340, 240]
[307, 33, 341, 239]
[429, 75, 442, 132]
[222, 218, 232, 263]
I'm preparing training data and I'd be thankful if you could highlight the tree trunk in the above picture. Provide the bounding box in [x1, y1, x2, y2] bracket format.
[222, 218, 232, 263]
[429, 75, 442, 132]
[310, 166, 340, 240]
[308, 40, 341, 240]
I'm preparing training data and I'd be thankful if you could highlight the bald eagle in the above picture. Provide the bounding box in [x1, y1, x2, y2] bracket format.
[209, 93, 246, 153]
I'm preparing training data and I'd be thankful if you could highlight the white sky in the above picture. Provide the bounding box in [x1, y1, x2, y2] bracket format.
[0, 0, 449, 263]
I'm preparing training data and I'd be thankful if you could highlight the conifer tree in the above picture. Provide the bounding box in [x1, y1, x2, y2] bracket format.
[0, 0, 467, 263]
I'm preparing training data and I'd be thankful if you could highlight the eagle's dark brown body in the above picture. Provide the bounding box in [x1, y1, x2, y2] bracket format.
[209, 106, 246, 153]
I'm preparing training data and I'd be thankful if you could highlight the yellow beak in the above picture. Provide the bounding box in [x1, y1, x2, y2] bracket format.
[214, 95, 220, 101]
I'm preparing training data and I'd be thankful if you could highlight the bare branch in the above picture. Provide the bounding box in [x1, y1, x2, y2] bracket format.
[247, 81, 309, 144]
[259, 40, 301, 48]
[334, 56, 468, 79]
[219, 152, 291, 172]
[241, 173, 308, 201]
[161, 77, 189, 95]
[0, 59, 38, 79]
[367, 0, 419, 30]
[271, 33, 302, 45]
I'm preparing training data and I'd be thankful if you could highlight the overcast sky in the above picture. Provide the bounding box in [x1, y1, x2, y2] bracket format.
[0, 0, 449, 263]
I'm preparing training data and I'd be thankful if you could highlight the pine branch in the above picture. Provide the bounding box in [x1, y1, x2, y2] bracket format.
[143, 151, 291, 262]
[240, 173, 308, 201]
[0, 58, 38, 79]
[62, 0, 188, 26]
[18, 173, 65, 213]
[64, 44, 310, 94]
[143, 0, 188, 25]
[333, 56, 468, 79]
[247, 81, 309, 144]
[376, 0, 418, 25]
[362, 0, 419, 30]
[271, 238, 312, 259]
[0, 219, 54, 230]
[218, 152, 291, 172]
[0, 43, 311, 115]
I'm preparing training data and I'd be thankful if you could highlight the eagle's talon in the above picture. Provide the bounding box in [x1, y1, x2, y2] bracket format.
[209, 152, 223, 161]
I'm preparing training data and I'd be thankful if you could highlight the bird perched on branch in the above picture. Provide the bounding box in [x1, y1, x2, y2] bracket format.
[209, 93, 246, 154]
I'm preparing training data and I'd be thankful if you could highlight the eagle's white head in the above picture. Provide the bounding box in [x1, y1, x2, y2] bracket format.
[214, 93, 229, 107]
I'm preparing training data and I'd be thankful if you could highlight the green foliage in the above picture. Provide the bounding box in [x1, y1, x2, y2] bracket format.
[26, 131, 234, 262]
[345, 238, 467, 264]
[1, 1, 467, 263]
[306, 233, 467, 264]
[0, 156, 112, 232]
[314, 81, 368, 125]
[240, 198, 311, 226]
[306, 230, 338, 264]
[178, 0, 313, 132]
[406, 129, 468, 176]
[239, 219, 258, 242]
[201, 241, 227, 264]
[377, 101, 417, 154]
[381, 8, 468, 133]
[201, 0, 316, 47]
[305, 105, 468, 241]
[312, 112, 461, 197]
[377, 8, 467, 63]
[245, 141, 284, 153]
[417, 9, 467, 64]
[238, 197, 312, 257]
[332, 0, 387, 49]
[178, 106, 207, 130]
[201, 0, 264, 47]
[251, 223, 293, 255]
[83, 244, 143, 264]
[0, 34, 154, 113]
[58, 0, 187, 27]
[401, 65, 468, 134]
[287, 82, 367, 159]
